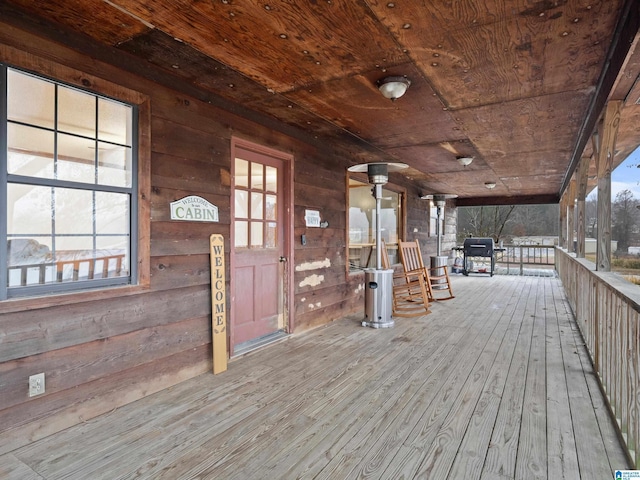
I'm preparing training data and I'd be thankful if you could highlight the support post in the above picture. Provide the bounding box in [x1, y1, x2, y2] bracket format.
[595, 101, 622, 272]
[559, 193, 568, 249]
[567, 179, 576, 253]
[575, 154, 591, 258]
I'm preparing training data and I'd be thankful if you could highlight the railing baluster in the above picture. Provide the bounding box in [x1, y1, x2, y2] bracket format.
[557, 248, 640, 467]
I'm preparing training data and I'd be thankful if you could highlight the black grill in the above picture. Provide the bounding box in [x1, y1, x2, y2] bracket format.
[462, 237, 495, 276]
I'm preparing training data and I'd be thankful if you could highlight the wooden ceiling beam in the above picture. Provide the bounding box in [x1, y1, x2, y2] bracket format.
[456, 194, 559, 207]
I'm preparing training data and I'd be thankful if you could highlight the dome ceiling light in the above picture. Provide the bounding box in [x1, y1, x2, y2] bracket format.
[376, 76, 411, 101]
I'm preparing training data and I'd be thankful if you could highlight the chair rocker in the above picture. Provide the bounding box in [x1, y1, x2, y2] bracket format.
[398, 240, 455, 301]
[381, 241, 431, 318]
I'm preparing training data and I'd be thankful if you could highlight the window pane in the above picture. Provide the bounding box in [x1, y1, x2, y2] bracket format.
[58, 85, 96, 137]
[250, 221, 263, 247]
[235, 221, 248, 247]
[265, 194, 277, 221]
[7, 69, 55, 128]
[251, 192, 263, 220]
[251, 162, 263, 189]
[96, 235, 129, 253]
[266, 222, 277, 248]
[98, 143, 132, 187]
[96, 192, 130, 235]
[57, 133, 96, 183]
[348, 178, 402, 272]
[55, 188, 93, 235]
[235, 158, 248, 188]
[7, 185, 130, 286]
[7, 124, 55, 178]
[349, 184, 375, 245]
[380, 191, 399, 244]
[7, 184, 53, 286]
[235, 190, 248, 218]
[265, 166, 277, 192]
[7, 184, 53, 236]
[98, 98, 131, 145]
[56, 235, 93, 252]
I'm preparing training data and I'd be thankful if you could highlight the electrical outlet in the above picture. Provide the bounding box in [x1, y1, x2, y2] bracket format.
[29, 373, 45, 397]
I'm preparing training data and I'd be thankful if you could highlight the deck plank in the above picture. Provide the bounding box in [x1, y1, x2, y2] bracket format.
[481, 277, 538, 479]
[1, 275, 629, 480]
[515, 277, 548, 480]
[544, 278, 581, 479]
[445, 277, 536, 479]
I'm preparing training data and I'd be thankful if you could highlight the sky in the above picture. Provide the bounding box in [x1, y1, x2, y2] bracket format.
[593, 145, 640, 200]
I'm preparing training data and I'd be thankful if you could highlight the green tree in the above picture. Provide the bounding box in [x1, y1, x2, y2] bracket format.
[612, 189, 639, 252]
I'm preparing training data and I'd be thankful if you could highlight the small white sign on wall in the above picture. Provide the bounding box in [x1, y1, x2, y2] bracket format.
[305, 209, 321, 227]
[171, 196, 219, 222]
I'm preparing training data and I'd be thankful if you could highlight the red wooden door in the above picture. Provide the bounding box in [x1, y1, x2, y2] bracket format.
[232, 146, 285, 349]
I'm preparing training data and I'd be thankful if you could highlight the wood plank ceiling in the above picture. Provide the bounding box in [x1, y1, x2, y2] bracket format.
[4, 0, 640, 204]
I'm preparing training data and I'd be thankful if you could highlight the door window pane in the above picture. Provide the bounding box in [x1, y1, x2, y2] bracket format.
[266, 222, 277, 248]
[235, 190, 248, 218]
[235, 221, 248, 247]
[265, 194, 277, 221]
[234, 155, 280, 251]
[235, 158, 248, 188]
[251, 162, 264, 189]
[251, 192, 263, 220]
[265, 166, 277, 192]
[250, 222, 263, 247]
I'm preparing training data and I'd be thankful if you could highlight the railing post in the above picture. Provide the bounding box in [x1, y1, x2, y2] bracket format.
[519, 246, 523, 276]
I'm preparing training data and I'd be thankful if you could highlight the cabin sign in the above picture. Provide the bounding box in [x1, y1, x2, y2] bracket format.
[170, 196, 219, 222]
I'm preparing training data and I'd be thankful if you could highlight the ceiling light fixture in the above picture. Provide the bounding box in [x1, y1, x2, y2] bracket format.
[456, 156, 473, 167]
[377, 76, 411, 101]
[484, 181, 496, 189]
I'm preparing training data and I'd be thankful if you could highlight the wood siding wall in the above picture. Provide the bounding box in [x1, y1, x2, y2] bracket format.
[556, 248, 640, 467]
[0, 22, 455, 453]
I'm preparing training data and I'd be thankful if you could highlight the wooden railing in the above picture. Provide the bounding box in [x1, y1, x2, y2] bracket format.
[8, 254, 126, 287]
[495, 244, 555, 274]
[556, 248, 640, 466]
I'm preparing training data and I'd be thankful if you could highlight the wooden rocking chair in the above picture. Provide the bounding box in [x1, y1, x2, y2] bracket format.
[399, 240, 455, 301]
[381, 241, 431, 317]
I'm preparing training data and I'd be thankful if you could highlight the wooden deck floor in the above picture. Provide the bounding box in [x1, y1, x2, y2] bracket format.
[1, 275, 631, 479]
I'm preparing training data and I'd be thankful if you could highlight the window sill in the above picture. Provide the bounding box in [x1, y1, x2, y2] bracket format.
[0, 283, 150, 315]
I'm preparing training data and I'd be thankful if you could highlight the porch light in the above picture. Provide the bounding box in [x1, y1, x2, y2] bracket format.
[456, 156, 473, 167]
[484, 181, 496, 189]
[377, 76, 411, 101]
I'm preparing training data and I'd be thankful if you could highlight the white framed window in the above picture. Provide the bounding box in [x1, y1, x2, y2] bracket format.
[1, 66, 138, 299]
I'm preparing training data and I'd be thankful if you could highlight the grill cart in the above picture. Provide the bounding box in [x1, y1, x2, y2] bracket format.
[461, 238, 497, 276]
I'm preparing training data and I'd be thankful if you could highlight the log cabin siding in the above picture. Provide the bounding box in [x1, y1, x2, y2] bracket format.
[0, 21, 456, 454]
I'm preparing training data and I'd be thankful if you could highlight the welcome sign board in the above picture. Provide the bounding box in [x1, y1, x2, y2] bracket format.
[170, 196, 219, 222]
